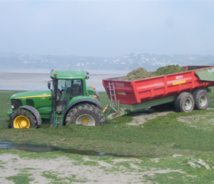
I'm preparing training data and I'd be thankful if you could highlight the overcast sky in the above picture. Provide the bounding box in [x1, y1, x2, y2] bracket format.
[0, 0, 213, 56]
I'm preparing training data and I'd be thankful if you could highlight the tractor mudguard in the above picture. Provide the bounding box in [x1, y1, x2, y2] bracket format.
[67, 98, 102, 110]
[20, 106, 42, 125]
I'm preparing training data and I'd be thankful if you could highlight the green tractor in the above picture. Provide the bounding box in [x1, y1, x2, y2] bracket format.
[7, 70, 105, 128]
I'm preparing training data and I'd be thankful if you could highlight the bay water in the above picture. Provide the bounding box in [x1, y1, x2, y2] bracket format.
[0, 69, 129, 92]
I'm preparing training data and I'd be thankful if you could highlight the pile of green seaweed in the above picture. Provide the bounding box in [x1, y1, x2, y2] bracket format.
[125, 65, 184, 80]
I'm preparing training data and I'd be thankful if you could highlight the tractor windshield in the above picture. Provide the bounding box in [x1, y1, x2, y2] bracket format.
[55, 79, 83, 113]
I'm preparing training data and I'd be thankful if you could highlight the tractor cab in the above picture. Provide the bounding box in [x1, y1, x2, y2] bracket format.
[49, 70, 88, 127]
[54, 79, 83, 112]
[49, 70, 103, 127]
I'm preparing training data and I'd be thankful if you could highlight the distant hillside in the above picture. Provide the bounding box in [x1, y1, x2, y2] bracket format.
[0, 53, 214, 71]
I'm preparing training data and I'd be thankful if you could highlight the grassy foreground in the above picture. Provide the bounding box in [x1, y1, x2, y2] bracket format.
[1, 148, 214, 183]
[1, 90, 214, 183]
[1, 90, 214, 157]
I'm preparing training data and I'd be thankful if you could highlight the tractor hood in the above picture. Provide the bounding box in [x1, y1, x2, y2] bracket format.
[11, 90, 51, 100]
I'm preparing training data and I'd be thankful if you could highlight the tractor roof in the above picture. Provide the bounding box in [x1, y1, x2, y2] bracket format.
[51, 70, 88, 80]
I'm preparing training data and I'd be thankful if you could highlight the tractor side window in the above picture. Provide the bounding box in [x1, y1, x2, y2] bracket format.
[54, 79, 83, 113]
[65, 80, 71, 88]
[56, 80, 66, 102]
[71, 79, 83, 97]
[58, 80, 66, 91]
[56, 79, 71, 113]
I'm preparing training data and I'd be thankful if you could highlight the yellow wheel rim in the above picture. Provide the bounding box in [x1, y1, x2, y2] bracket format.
[76, 114, 95, 126]
[82, 118, 89, 124]
[13, 115, 31, 129]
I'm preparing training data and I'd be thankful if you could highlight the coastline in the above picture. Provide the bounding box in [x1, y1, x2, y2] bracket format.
[0, 69, 129, 91]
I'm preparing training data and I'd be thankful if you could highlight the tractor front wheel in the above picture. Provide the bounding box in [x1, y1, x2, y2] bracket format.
[65, 104, 105, 126]
[9, 108, 37, 128]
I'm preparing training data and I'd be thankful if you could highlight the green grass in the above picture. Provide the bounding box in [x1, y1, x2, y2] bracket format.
[1, 110, 214, 157]
[1, 89, 214, 183]
[1, 148, 214, 184]
[1, 90, 214, 158]
[42, 171, 87, 183]
[0, 90, 21, 128]
[7, 173, 33, 184]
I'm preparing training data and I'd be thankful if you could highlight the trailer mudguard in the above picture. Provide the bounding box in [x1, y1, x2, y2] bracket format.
[20, 106, 42, 125]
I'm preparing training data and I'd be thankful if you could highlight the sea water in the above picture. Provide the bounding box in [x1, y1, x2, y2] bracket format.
[0, 69, 129, 91]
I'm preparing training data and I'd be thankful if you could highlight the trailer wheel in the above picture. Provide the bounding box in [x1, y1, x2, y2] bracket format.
[175, 92, 194, 112]
[9, 108, 37, 128]
[65, 104, 105, 126]
[193, 89, 209, 110]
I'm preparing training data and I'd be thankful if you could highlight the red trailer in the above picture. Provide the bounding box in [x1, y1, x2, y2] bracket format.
[103, 66, 214, 120]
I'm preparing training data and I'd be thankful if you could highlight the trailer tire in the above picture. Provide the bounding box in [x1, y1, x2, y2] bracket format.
[175, 92, 194, 112]
[9, 108, 37, 128]
[193, 89, 209, 110]
[65, 104, 105, 126]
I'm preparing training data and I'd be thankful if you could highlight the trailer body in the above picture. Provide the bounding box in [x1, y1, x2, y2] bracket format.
[103, 66, 214, 119]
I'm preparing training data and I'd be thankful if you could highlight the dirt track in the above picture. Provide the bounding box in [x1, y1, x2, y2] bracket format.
[0, 153, 189, 184]
[128, 111, 173, 126]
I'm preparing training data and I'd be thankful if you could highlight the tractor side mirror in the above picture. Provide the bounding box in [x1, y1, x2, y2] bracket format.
[48, 81, 51, 89]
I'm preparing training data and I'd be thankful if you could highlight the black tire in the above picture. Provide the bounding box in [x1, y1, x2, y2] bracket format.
[9, 108, 37, 128]
[175, 92, 195, 112]
[193, 89, 209, 110]
[65, 104, 105, 126]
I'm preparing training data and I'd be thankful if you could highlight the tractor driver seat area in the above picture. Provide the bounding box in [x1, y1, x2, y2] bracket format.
[55, 79, 83, 113]
[56, 90, 65, 113]
[56, 89, 62, 102]
[72, 85, 83, 96]
[66, 83, 83, 98]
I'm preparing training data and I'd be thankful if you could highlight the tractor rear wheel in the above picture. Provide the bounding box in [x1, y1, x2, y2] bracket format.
[65, 104, 105, 126]
[9, 108, 37, 128]
[193, 89, 209, 110]
[175, 92, 194, 112]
